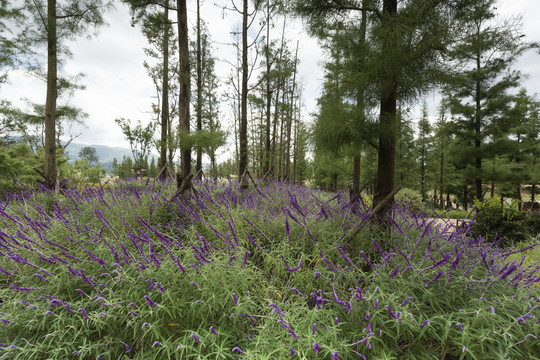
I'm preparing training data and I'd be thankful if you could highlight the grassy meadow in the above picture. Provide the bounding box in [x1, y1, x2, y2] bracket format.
[0, 179, 538, 359]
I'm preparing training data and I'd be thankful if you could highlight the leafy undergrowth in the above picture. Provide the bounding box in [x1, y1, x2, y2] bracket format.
[0, 179, 538, 359]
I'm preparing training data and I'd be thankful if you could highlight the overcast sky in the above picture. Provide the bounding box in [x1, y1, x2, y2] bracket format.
[2, 0, 540, 158]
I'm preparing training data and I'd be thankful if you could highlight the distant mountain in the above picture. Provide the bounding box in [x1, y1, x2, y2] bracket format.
[64, 142, 157, 171]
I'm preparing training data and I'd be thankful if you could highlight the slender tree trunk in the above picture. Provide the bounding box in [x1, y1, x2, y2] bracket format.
[159, 3, 170, 180]
[474, 47, 483, 201]
[263, 2, 272, 178]
[44, 0, 58, 189]
[284, 42, 299, 183]
[238, 0, 249, 189]
[195, 0, 203, 178]
[177, 0, 191, 194]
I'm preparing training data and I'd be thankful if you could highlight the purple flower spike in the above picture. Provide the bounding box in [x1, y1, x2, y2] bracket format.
[232, 346, 244, 353]
[190, 333, 199, 343]
[312, 323, 317, 334]
[290, 347, 295, 356]
[123, 342, 132, 353]
[210, 326, 218, 335]
[420, 320, 430, 328]
[141, 322, 150, 328]
[0, 319, 11, 324]
[190, 281, 200, 289]
[456, 323, 463, 331]
[312, 342, 320, 353]
[332, 351, 339, 359]
[335, 317, 339, 326]
[462, 346, 466, 353]
[152, 341, 161, 347]
[144, 295, 158, 307]
[232, 292, 238, 305]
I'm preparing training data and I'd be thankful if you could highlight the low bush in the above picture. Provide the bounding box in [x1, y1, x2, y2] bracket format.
[471, 198, 530, 247]
[394, 187, 423, 213]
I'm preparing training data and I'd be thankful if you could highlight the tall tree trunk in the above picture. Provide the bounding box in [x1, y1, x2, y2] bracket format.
[177, 0, 191, 193]
[239, 0, 249, 189]
[195, 0, 203, 178]
[351, 0, 367, 206]
[474, 45, 483, 201]
[374, 0, 398, 220]
[159, 2, 170, 180]
[263, 2, 272, 179]
[284, 42, 299, 183]
[44, 0, 57, 189]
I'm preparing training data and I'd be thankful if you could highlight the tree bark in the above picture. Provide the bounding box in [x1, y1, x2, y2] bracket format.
[195, 0, 203, 178]
[373, 0, 398, 221]
[159, 2, 170, 180]
[44, 0, 58, 189]
[177, 0, 191, 194]
[239, 0, 249, 189]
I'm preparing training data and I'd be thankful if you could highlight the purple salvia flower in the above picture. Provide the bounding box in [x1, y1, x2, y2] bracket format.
[78, 308, 89, 319]
[232, 292, 238, 305]
[190, 333, 199, 343]
[123, 342, 132, 353]
[385, 305, 398, 319]
[401, 296, 416, 306]
[142, 322, 150, 328]
[462, 346, 466, 353]
[291, 287, 306, 297]
[0, 319, 11, 324]
[232, 346, 244, 353]
[190, 281, 200, 289]
[363, 313, 371, 321]
[312, 323, 317, 334]
[45, 310, 57, 316]
[285, 255, 302, 272]
[32, 273, 49, 282]
[176, 344, 183, 350]
[314, 271, 322, 278]
[144, 295, 157, 307]
[332, 351, 339, 359]
[241, 250, 250, 268]
[128, 311, 137, 317]
[515, 334, 537, 345]
[290, 347, 295, 356]
[210, 326, 218, 334]
[10, 283, 34, 292]
[312, 342, 320, 353]
[335, 317, 339, 326]
[420, 320, 431, 328]
[390, 265, 399, 278]
[359, 355, 366, 360]
[152, 341, 161, 347]
[374, 299, 379, 310]
[146, 279, 154, 292]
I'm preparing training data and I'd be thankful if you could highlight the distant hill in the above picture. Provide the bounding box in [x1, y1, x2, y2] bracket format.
[64, 142, 157, 171]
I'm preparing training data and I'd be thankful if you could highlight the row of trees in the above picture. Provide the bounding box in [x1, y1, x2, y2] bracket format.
[1, 0, 539, 220]
[295, 0, 538, 216]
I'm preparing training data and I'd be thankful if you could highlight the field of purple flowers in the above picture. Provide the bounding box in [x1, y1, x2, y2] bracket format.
[0, 179, 538, 359]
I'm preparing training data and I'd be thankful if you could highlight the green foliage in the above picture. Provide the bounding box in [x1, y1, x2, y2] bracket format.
[394, 188, 423, 213]
[0, 142, 40, 197]
[471, 198, 530, 246]
[524, 213, 540, 236]
[115, 118, 156, 169]
[64, 158, 106, 184]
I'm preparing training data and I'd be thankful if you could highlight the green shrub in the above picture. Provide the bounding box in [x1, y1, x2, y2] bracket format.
[524, 213, 540, 236]
[394, 188, 422, 213]
[471, 198, 529, 247]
